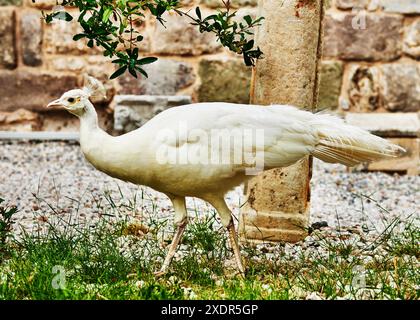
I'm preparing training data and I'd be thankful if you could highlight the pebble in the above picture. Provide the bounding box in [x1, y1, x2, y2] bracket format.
[309, 221, 328, 232]
[261, 284, 273, 294]
[289, 286, 307, 299]
[305, 292, 325, 300]
[182, 287, 197, 299]
[215, 279, 224, 287]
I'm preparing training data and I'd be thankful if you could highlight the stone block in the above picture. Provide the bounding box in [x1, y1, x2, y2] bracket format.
[112, 95, 192, 133]
[403, 19, 420, 59]
[342, 64, 382, 112]
[352, 138, 420, 175]
[340, 62, 420, 113]
[44, 12, 101, 55]
[46, 56, 86, 72]
[118, 59, 196, 95]
[151, 11, 221, 55]
[24, 0, 56, 9]
[0, 0, 21, 5]
[318, 60, 343, 110]
[0, 7, 16, 69]
[323, 12, 403, 61]
[197, 58, 251, 104]
[335, 0, 369, 9]
[239, 211, 307, 243]
[380, 63, 420, 112]
[45, 55, 116, 104]
[240, 159, 311, 244]
[380, 0, 420, 14]
[345, 113, 420, 137]
[0, 108, 40, 131]
[21, 10, 43, 66]
[345, 113, 419, 175]
[201, 0, 257, 8]
[0, 70, 80, 112]
[41, 108, 113, 132]
[178, 0, 194, 6]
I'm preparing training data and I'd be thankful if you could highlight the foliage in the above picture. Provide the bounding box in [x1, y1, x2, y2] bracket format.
[0, 189, 418, 300]
[0, 198, 17, 246]
[0, 197, 17, 257]
[40, 0, 264, 79]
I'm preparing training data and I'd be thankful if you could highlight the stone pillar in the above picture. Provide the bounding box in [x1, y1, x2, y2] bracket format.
[239, 0, 325, 243]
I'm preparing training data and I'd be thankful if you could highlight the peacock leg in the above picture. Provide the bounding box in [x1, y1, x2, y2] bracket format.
[155, 196, 188, 277]
[226, 219, 245, 276]
[206, 197, 246, 277]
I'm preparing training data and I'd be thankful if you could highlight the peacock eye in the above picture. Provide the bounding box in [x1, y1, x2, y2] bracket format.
[68, 98, 75, 103]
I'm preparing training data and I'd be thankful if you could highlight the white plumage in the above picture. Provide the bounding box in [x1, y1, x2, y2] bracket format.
[47, 77, 404, 276]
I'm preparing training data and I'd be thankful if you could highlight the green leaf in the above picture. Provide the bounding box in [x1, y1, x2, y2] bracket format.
[243, 53, 253, 66]
[110, 66, 127, 79]
[147, 5, 157, 16]
[4, 207, 16, 219]
[132, 48, 139, 60]
[243, 15, 252, 26]
[156, 4, 166, 16]
[102, 8, 113, 23]
[254, 17, 265, 24]
[128, 67, 138, 78]
[111, 58, 126, 64]
[243, 40, 254, 51]
[195, 7, 201, 20]
[119, 23, 125, 35]
[118, 0, 127, 11]
[45, 14, 53, 24]
[54, 11, 73, 22]
[73, 33, 86, 41]
[41, 2, 264, 75]
[203, 14, 218, 22]
[135, 66, 148, 78]
[136, 57, 158, 65]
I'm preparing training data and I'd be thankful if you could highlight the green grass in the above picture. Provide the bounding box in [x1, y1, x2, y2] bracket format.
[0, 190, 418, 300]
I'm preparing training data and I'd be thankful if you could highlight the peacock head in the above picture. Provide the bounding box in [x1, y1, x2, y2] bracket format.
[47, 75, 106, 117]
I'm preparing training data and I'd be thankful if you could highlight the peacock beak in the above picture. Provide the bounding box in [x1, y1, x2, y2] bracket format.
[47, 98, 63, 108]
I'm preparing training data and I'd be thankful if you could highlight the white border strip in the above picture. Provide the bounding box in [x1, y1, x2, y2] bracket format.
[0, 131, 79, 141]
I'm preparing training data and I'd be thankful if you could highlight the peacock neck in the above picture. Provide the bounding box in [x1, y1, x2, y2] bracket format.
[79, 100, 99, 134]
[77, 100, 150, 185]
[78, 99, 112, 149]
[77, 100, 139, 183]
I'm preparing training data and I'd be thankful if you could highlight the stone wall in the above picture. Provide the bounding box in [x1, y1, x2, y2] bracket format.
[0, 0, 419, 131]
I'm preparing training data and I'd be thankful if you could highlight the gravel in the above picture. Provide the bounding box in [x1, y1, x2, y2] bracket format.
[0, 140, 419, 235]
